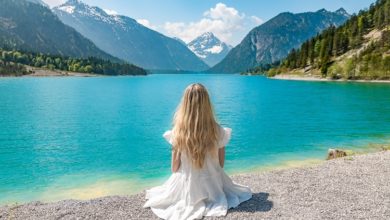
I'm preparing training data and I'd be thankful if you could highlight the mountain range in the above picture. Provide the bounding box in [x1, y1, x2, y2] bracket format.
[0, 0, 117, 61]
[270, 0, 390, 80]
[53, 0, 208, 71]
[1, 0, 354, 74]
[187, 32, 232, 67]
[210, 8, 350, 73]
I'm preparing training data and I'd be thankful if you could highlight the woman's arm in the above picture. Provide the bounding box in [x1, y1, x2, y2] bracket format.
[218, 147, 225, 168]
[171, 149, 181, 172]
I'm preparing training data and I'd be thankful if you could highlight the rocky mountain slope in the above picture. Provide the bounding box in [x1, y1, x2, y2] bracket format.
[210, 8, 350, 73]
[53, 0, 208, 71]
[270, 0, 390, 80]
[0, 0, 118, 61]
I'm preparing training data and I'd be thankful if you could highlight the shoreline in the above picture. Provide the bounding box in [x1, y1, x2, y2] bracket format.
[0, 158, 324, 206]
[0, 154, 347, 206]
[1, 142, 388, 206]
[270, 74, 390, 83]
[1, 150, 389, 219]
[1, 66, 147, 77]
[28, 66, 100, 77]
[229, 140, 390, 176]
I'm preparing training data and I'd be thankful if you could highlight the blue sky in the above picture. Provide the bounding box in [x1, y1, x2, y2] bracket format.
[44, 0, 377, 45]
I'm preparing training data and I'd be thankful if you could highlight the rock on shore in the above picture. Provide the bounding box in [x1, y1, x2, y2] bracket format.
[1, 151, 389, 219]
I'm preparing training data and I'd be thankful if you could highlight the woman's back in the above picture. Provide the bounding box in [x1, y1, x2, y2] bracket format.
[145, 128, 251, 220]
[143, 84, 252, 220]
[164, 126, 229, 177]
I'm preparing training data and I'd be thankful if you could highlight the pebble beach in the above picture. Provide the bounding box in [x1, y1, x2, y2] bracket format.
[1, 151, 389, 220]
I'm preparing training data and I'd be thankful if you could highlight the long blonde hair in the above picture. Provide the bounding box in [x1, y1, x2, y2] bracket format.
[172, 83, 220, 169]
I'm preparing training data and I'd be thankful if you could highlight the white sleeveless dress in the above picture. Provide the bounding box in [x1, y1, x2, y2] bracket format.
[143, 127, 252, 220]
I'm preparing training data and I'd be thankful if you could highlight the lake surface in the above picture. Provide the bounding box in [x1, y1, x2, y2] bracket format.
[1, 74, 390, 204]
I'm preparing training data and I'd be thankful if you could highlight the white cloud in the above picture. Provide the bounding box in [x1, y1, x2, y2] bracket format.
[103, 9, 118, 16]
[42, 0, 65, 7]
[162, 3, 263, 46]
[163, 3, 244, 45]
[43, 0, 263, 46]
[136, 19, 158, 31]
[251, 16, 264, 25]
[204, 3, 241, 21]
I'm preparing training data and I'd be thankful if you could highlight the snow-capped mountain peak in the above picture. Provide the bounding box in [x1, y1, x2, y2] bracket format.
[57, 5, 75, 13]
[187, 32, 232, 67]
[58, 0, 84, 10]
[57, 0, 101, 16]
[54, 0, 134, 29]
[200, 32, 215, 38]
[52, 0, 208, 71]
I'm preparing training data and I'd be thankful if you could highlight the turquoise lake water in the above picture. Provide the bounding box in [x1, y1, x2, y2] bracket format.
[1, 74, 390, 204]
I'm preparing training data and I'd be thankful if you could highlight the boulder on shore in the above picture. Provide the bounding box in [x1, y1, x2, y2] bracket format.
[327, 148, 347, 160]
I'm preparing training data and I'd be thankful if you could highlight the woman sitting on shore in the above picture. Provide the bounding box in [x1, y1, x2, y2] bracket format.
[144, 83, 252, 220]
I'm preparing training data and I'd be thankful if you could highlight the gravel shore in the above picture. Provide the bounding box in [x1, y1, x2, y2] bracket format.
[24, 67, 99, 77]
[1, 151, 389, 219]
[271, 74, 390, 83]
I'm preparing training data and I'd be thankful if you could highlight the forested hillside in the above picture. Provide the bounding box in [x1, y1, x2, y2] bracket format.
[0, 49, 147, 76]
[210, 8, 349, 73]
[0, 0, 117, 61]
[269, 0, 390, 80]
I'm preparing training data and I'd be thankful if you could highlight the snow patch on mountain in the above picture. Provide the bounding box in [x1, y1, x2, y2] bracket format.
[187, 32, 232, 67]
[54, 0, 137, 30]
[52, 0, 209, 71]
[103, 9, 118, 15]
[205, 45, 223, 54]
[57, 5, 75, 14]
[335, 8, 350, 17]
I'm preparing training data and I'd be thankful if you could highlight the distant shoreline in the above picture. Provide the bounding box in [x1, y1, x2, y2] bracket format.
[0, 67, 100, 77]
[0, 66, 148, 78]
[270, 74, 390, 83]
[25, 68, 100, 77]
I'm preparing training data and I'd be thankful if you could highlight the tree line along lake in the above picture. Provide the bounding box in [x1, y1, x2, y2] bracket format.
[1, 74, 390, 204]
